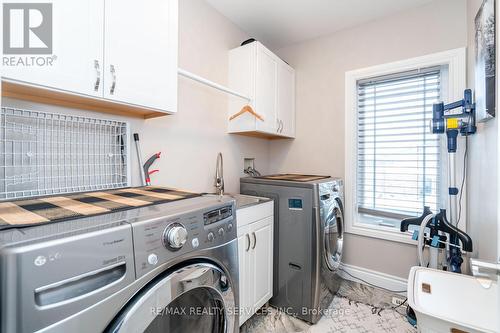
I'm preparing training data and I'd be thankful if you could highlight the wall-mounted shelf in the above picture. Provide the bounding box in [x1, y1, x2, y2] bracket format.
[229, 130, 294, 140]
[2, 80, 167, 119]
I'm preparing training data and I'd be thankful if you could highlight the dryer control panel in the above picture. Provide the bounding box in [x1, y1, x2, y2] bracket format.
[132, 197, 236, 278]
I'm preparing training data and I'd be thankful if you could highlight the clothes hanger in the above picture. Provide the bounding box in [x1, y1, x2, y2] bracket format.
[400, 206, 433, 232]
[229, 105, 264, 121]
[401, 206, 472, 252]
[433, 209, 473, 252]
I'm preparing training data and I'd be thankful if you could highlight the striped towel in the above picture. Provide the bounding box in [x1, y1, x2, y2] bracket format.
[0, 187, 200, 230]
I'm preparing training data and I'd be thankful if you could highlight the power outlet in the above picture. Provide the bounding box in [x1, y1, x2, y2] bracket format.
[391, 296, 406, 306]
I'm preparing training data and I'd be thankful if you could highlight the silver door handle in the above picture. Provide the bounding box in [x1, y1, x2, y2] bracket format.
[246, 234, 250, 251]
[251, 232, 256, 249]
[94, 60, 101, 92]
[276, 119, 280, 132]
[110, 64, 116, 95]
[279, 120, 284, 133]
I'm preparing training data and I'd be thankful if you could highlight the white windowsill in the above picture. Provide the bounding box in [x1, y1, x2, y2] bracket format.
[348, 214, 418, 245]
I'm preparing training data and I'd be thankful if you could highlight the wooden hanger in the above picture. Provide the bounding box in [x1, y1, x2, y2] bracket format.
[229, 105, 264, 121]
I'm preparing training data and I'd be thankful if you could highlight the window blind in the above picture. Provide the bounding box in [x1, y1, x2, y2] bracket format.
[357, 68, 443, 220]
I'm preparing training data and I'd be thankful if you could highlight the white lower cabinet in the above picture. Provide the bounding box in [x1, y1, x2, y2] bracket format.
[237, 201, 273, 326]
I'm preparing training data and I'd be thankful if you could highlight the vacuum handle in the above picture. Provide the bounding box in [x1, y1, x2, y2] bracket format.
[143, 152, 161, 185]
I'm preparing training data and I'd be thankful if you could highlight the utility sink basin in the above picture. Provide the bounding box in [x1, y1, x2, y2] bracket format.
[408, 266, 498, 333]
[227, 193, 271, 209]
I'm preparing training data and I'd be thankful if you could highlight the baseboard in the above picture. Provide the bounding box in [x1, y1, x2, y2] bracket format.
[339, 263, 408, 296]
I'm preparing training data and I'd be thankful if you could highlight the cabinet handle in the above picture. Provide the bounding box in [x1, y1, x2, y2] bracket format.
[93, 60, 101, 92]
[251, 232, 256, 249]
[279, 120, 283, 133]
[246, 234, 250, 251]
[110, 64, 116, 95]
[276, 119, 280, 133]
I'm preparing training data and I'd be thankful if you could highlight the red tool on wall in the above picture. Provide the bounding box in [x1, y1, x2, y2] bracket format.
[143, 151, 161, 185]
[133, 133, 161, 186]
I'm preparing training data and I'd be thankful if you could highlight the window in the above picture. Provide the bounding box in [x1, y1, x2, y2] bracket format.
[356, 68, 443, 221]
[344, 48, 466, 243]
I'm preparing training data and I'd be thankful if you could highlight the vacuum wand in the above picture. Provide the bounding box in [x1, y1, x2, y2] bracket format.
[133, 133, 146, 186]
[428, 89, 477, 273]
[431, 89, 476, 226]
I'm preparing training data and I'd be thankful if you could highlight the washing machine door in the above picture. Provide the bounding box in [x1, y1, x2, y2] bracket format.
[107, 262, 235, 333]
[323, 196, 344, 271]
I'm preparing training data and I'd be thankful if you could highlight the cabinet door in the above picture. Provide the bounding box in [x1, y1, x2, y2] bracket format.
[103, 0, 178, 112]
[250, 216, 273, 310]
[237, 225, 250, 326]
[277, 63, 296, 138]
[2, 0, 104, 97]
[255, 46, 278, 133]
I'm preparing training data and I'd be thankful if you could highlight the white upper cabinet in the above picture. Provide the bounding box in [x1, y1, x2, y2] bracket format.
[103, 0, 177, 112]
[277, 62, 296, 138]
[1, 0, 178, 117]
[2, 0, 104, 98]
[228, 41, 295, 139]
[254, 46, 278, 134]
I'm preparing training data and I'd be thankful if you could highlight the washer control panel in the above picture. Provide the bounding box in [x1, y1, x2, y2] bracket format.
[132, 199, 236, 278]
[204, 206, 233, 225]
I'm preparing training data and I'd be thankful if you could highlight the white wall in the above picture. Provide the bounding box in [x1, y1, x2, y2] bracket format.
[269, 0, 468, 278]
[466, 0, 498, 263]
[2, 0, 270, 194]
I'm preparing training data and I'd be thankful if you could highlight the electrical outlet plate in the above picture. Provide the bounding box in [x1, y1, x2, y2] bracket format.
[391, 296, 406, 306]
[244, 158, 255, 172]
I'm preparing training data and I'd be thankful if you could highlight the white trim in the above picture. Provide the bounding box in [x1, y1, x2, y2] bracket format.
[344, 47, 467, 245]
[339, 263, 408, 296]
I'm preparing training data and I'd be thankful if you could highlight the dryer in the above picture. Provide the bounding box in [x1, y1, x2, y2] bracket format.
[240, 174, 344, 324]
[0, 195, 239, 333]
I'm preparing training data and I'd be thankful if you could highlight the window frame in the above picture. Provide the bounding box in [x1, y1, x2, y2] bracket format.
[344, 48, 467, 244]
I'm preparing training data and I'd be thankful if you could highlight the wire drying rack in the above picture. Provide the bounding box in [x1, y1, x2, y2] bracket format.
[0, 107, 129, 200]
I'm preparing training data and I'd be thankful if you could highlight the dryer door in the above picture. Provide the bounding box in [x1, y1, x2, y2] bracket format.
[323, 197, 344, 271]
[106, 263, 235, 333]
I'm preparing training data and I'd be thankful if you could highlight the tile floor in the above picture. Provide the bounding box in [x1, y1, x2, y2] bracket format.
[240, 279, 416, 333]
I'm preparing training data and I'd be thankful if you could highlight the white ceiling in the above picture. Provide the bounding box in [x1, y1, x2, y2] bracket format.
[206, 0, 436, 48]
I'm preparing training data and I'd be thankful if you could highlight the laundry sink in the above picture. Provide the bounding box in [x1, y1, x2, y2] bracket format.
[227, 193, 271, 209]
[408, 266, 498, 333]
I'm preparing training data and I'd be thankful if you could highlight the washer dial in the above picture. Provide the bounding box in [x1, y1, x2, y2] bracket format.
[163, 223, 188, 249]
